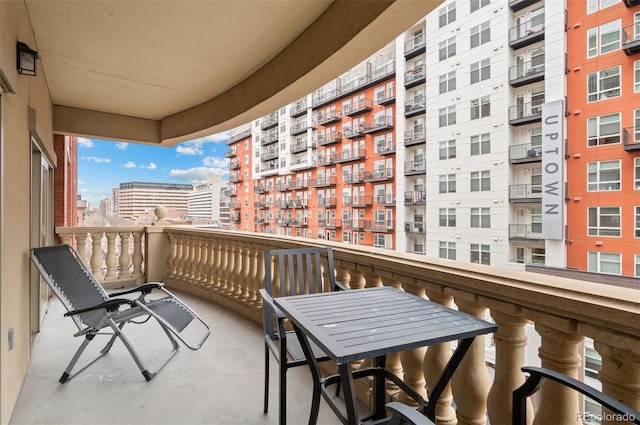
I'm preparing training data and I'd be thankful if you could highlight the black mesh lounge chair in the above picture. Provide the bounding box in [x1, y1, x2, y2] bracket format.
[30, 244, 210, 383]
[259, 247, 347, 425]
[386, 402, 435, 425]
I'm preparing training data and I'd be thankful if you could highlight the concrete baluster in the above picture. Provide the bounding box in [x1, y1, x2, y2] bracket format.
[75, 233, 88, 264]
[398, 283, 428, 405]
[219, 243, 230, 293]
[104, 231, 118, 280]
[347, 268, 365, 290]
[210, 238, 222, 290]
[166, 233, 179, 280]
[234, 243, 247, 298]
[119, 232, 131, 279]
[131, 231, 144, 281]
[90, 233, 103, 279]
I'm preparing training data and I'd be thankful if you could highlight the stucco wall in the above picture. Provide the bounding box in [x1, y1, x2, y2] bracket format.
[0, 1, 54, 424]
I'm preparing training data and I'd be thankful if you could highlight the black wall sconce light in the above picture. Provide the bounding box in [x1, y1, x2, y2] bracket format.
[17, 42, 39, 76]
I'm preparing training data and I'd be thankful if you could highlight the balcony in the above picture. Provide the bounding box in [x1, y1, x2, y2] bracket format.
[290, 140, 315, 154]
[253, 201, 269, 209]
[39, 225, 640, 425]
[509, 184, 542, 203]
[333, 149, 366, 164]
[623, 126, 640, 151]
[404, 129, 426, 146]
[404, 33, 426, 59]
[404, 64, 426, 88]
[224, 148, 237, 158]
[377, 142, 396, 155]
[317, 110, 342, 126]
[375, 194, 395, 206]
[509, 0, 542, 12]
[404, 221, 426, 234]
[254, 184, 266, 193]
[317, 197, 337, 208]
[343, 195, 373, 207]
[509, 19, 545, 50]
[404, 160, 426, 176]
[261, 131, 279, 146]
[317, 132, 342, 146]
[363, 168, 394, 182]
[229, 173, 243, 183]
[405, 190, 426, 205]
[375, 89, 395, 106]
[308, 176, 337, 188]
[405, 97, 426, 118]
[318, 218, 342, 229]
[342, 219, 364, 230]
[225, 128, 252, 145]
[261, 149, 279, 162]
[229, 159, 241, 170]
[317, 154, 334, 167]
[343, 98, 373, 117]
[342, 126, 363, 139]
[509, 102, 543, 126]
[509, 223, 544, 241]
[290, 121, 311, 136]
[290, 100, 308, 118]
[509, 143, 542, 163]
[343, 173, 362, 184]
[623, 24, 640, 56]
[363, 219, 394, 231]
[362, 116, 394, 134]
[509, 61, 545, 87]
[260, 112, 279, 130]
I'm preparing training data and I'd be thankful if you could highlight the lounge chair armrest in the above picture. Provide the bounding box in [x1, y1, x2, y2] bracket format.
[386, 402, 435, 425]
[335, 281, 349, 291]
[64, 298, 132, 317]
[109, 282, 164, 297]
[258, 289, 286, 319]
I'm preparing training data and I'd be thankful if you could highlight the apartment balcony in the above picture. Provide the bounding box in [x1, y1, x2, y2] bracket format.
[317, 197, 337, 208]
[509, 19, 545, 50]
[317, 154, 334, 167]
[285, 218, 307, 227]
[405, 98, 426, 118]
[317, 110, 342, 126]
[509, 223, 544, 241]
[343, 195, 373, 207]
[375, 194, 395, 206]
[229, 173, 243, 183]
[404, 160, 425, 176]
[375, 89, 396, 106]
[225, 128, 252, 145]
[229, 201, 240, 210]
[230, 213, 241, 223]
[377, 142, 396, 155]
[333, 149, 366, 164]
[404, 221, 426, 235]
[290, 99, 308, 118]
[308, 176, 337, 188]
[254, 184, 266, 194]
[509, 102, 542, 126]
[509, 0, 542, 12]
[253, 201, 270, 209]
[318, 218, 342, 229]
[290, 140, 315, 154]
[229, 187, 237, 197]
[317, 132, 342, 146]
[509, 184, 542, 203]
[623, 126, 640, 151]
[260, 112, 279, 130]
[275, 182, 292, 192]
[342, 219, 365, 230]
[363, 219, 394, 231]
[363, 168, 394, 182]
[509, 61, 545, 88]
[342, 126, 364, 139]
[405, 190, 426, 205]
[404, 129, 426, 146]
[623, 24, 640, 56]
[404, 33, 426, 60]
[290, 122, 311, 136]
[362, 116, 394, 134]
[509, 143, 542, 163]
[229, 159, 241, 170]
[38, 225, 640, 425]
[343, 173, 362, 184]
[405, 64, 426, 89]
[290, 158, 315, 171]
[261, 131, 279, 146]
[224, 148, 237, 158]
[343, 98, 373, 117]
[260, 163, 279, 176]
[261, 149, 279, 162]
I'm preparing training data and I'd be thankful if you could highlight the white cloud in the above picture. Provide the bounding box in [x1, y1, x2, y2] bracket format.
[123, 161, 136, 169]
[142, 163, 157, 170]
[115, 142, 128, 150]
[82, 156, 111, 163]
[202, 156, 229, 168]
[169, 167, 227, 183]
[77, 138, 94, 148]
[186, 131, 230, 144]
[175, 141, 204, 156]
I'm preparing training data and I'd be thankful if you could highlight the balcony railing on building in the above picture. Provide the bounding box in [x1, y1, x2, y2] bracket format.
[509, 17, 545, 50]
[317, 154, 334, 167]
[343, 126, 364, 139]
[333, 149, 366, 164]
[261, 148, 278, 161]
[254, 183, 266, 193]
[405, 129, 426, 146]
[509, 101, 543, 126]
[229, 173, 243, 183]
[405, 221, 426, 235]
[318, 218, 341, 229]
[228, 187, 237, 197]
[363, 168, 394, 182]
[509, 143, 542, 163]
[343, 172, 362, 184]
[317, 110, 342, 126]
[405, 190, 426, 205]
[224, 148, 237, 158]
[363, 219, 394, 231]
[509, 223, 543, 241]
[622, 23, 640, 56]
[260, 162, 279, 175]
[308, 176, 337, 188]
[405, 97, 426, 118]
[404, 32, 426, 59]
[510, 0, 543, 12]
[375, 87, 395, 106]
[375, 194, 395, 206]
[260, 112, 278, 130]
[229, 159, 241, 170]
[343, 98, 373, 117]
[405, 63, 426, 88]
[290, 140, 315, 154]
[317, 196, 337, 208]
[623, 126, 640, 151]
[362, 116, 394, 134]
[317, 132, 342, 146]
[509, 184, 543, 203]
[343, 196, 373, 207]
[343, 219, 365, 230]
[404, 160, 426, 176]
[261, 130, 279, 146]
[377, 141, 395, 155]
[290, 99, 308, 117]
[225, 128, 252, 145]
[509, 61, 545, 87]
[291, 158, 316, 171]
[291, 121, 312, 136]
[275, 182, 292, 192]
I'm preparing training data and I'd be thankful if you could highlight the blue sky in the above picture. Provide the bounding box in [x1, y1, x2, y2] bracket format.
[77, 132, 230, 205]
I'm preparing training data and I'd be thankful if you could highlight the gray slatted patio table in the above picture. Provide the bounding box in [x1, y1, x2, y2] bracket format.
[273, 286, 497, 425]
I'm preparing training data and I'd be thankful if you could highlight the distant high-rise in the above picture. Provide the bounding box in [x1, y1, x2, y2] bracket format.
[187, 174, 228, 225]
[116, 181, 193, 222]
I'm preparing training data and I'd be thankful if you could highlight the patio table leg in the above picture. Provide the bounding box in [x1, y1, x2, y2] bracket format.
[293, 326, 323, 425]
[338, 362, 359, 425]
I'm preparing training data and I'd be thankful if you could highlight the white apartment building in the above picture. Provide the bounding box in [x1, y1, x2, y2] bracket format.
[116, 181, 193, 222]
[187, 174, 228, 224]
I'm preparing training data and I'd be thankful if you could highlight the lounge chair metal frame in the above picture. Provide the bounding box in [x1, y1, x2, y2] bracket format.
[31, 244, 210, 383]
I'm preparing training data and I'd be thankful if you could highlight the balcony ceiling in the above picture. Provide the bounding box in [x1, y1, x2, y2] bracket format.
[25, 0, 442, 146]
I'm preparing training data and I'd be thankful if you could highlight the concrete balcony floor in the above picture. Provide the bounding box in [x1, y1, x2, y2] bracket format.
[10, 290, 345, 425]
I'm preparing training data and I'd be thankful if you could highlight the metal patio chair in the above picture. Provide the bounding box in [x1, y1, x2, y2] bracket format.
[386, 402, 435, 425]
[30, 244, 210, 383]
[513, 366, 640, 424]
[259, 247, 347, 425]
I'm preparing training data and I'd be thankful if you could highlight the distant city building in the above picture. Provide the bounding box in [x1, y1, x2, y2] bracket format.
[116, 181, 193, 222]
[53, 135, 78, 228]
[187, 174, 228, 224]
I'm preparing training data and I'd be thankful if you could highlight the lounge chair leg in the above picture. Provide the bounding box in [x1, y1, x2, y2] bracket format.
[264, 344, 270, 414]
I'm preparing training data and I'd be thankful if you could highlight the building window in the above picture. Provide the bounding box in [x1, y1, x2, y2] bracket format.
[439, 139, 456, 160]
[439, 208, 456, 227]
[636, 206, 640, 237]
[439, 241, 456, 260]
[635, 60, 640, 93]
[587, 160, 621, 191]
[635, 254, 640, 277]
[470, 133, 490, 156]
[439, 71, 456, 94]
[470, 21, 490, 48]
[471, 0, 490, 12]
[587, 20, 621, 58]
[587, 0, 620, 14]
[470, 96, 490, 120]
[470, 170, 490, 192]
[439, 2, 456, 27]
[439, 106, 456, 127]
[439, 37, 457, 61]
[470, 208, 490, 228]
[587, 66, 621, 102]
[470, 59, 490, 84]
[439, 174, 457, 193]
[588, 251, 621, 275]
[636, 158, 640, 189]
[588, 206, 621, 236]
[470, 244, 490, 265]
[587, 113, 621, 146]
[532, 248, 546, 265]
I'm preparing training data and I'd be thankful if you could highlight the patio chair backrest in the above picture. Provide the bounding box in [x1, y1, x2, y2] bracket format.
[264, 247, 337, 298]
[31, 244, 110, 329]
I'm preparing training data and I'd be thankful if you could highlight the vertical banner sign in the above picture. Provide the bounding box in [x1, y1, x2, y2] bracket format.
[541, 100, 565, 240]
